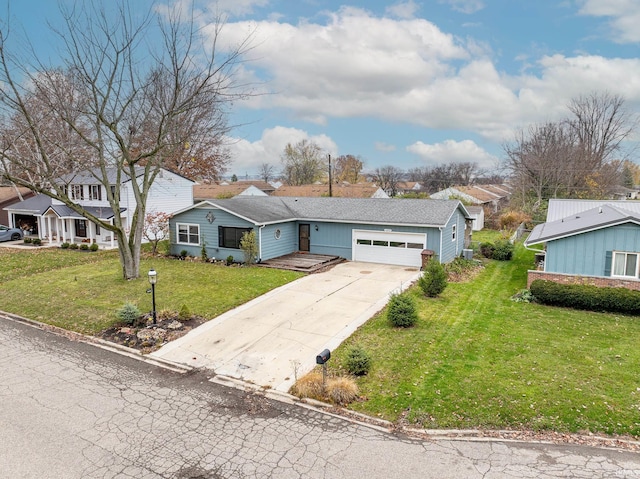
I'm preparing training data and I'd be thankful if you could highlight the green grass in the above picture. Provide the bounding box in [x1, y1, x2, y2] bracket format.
[0, 247, 302, 334]
[330, 243, 640, 437]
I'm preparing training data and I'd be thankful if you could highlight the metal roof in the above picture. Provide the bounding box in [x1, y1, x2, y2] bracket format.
[546, 199, 640, 222]
[526, 204, 640, 246]
[190, 197, 469, 227]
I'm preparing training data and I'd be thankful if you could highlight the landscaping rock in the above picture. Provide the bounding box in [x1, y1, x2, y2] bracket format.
[136, 328, 166, 346]
[166, 320, 183, 330]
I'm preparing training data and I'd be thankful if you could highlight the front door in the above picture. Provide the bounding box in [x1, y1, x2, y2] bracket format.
[75, 219, 87, 238]
[299, 224, 310, 252]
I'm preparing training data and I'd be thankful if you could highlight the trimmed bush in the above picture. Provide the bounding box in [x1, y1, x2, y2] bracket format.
[89, 243, 99, 252]
[116, 302, 141, 326]
[492, 239, 514, 261]
[530, 280, 640, 314]
[480, 242, 494, 259]
[345, 345, 372, 376]
[69, 243, 79, 250]
[32, 237, 42, 246]
[387, 293, 418, 328]
[180, 249, 188, 258]
[226, 255, 234, 266]
[61, 242, 70, 249]
[80, 243, 89, 250]
[418, 258, 448, 297]
[23, 237, 33, 244]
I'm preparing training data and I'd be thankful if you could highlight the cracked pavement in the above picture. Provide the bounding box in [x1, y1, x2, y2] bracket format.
[1, 316, 640, 478]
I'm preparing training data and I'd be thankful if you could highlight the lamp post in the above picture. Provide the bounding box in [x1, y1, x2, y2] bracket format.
[148, 269, 157, 324]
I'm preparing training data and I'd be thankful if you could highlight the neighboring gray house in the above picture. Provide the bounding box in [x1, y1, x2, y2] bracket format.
[169, 197, 471, 268]
[525, 204, 640, 290]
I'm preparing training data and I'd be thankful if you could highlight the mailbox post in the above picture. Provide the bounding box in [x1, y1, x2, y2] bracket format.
[316, 349, 331, 391]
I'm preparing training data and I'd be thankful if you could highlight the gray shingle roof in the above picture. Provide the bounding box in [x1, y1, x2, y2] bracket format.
[4, 194, 122, 219]
[525, 204, 640, 246]
[205, 197, 467, 226]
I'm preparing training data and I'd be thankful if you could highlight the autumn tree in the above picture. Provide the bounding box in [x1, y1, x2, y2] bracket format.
[280, 140, 326, 185]
[372, 165, 404, 196]
[333, 154, 364, 183]
[0, 2, 252, 279]
[143, 212, 172, 255]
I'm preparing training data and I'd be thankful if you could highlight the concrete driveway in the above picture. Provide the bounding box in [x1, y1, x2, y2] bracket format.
[151, 262, 420, 391]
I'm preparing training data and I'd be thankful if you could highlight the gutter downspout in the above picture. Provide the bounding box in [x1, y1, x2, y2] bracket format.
[258, 224, 265, 262]
[438, 226, 443, 263]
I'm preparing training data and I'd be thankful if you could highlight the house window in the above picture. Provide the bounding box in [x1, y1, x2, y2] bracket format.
[612, 251, 639, 278]
[452, 224, 457, 242]
[177, 223, 200, 245]
[89, 185, 102, 201]
[110, 185, 118, 198]
[218, 226, 251, 249]
[71, 185, 84, 200]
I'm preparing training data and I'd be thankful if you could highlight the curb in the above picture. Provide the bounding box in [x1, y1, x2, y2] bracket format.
[0, 311, 193, 374]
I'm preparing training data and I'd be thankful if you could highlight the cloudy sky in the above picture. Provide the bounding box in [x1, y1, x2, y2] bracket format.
[5, 0, 640, 177]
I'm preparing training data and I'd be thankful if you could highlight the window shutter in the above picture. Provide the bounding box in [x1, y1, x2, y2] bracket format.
[218, 226, 223, 247]
[604, 251, 612, 276]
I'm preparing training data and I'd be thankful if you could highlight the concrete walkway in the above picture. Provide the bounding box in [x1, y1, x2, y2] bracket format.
[151, 262, 420, 391]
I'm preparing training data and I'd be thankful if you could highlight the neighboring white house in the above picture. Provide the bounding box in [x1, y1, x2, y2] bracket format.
[4, 167, 194, 247]
[465, 205, 485, 231]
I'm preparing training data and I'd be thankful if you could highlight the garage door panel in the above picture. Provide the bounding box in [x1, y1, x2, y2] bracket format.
[352, 230, 426, 267]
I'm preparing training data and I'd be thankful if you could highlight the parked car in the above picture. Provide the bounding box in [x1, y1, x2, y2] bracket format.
[0, 225, 24, 242]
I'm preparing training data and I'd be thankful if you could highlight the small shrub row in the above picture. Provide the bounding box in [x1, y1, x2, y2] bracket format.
[530, 279, 640, 314]
[60, 242, 99, 251]
[480, 239, 514, 261]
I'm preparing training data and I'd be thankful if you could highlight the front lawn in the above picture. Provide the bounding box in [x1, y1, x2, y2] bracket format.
[0, 248, 302, 334]
[330, 243, 640, 437]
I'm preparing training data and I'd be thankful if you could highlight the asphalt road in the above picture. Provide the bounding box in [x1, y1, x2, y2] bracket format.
[1, 315, 639, 479]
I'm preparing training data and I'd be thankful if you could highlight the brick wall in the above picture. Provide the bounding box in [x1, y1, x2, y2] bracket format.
[527, 270, 640, 291]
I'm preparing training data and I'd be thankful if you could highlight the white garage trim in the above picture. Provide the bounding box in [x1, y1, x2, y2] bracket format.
[352, 229, 426, 267]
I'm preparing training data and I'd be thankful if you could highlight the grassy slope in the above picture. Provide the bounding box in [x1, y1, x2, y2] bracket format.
[331, 241, 640, 437]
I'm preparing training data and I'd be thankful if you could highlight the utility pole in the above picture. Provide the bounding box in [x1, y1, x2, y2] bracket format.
[328, 154, 333, 197]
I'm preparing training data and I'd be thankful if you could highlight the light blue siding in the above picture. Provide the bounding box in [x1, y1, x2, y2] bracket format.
[439, 210, 466, 263]
[170, 203, 469, 264]
[546, 224, 640, 276]
[170, 207, 255, 261]
[259, 223, 298, 260]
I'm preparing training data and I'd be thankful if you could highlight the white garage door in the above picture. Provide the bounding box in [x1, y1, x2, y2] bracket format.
[352, 230, 426, 267]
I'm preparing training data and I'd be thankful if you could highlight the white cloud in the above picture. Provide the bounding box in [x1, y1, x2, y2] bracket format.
[214, 6, 640, 146]
[227, 126, 338, 173]
[406, 139, 498, 168]
[439, 0, 485, 14]
[385, 1, 420, 19]
[578, 0, 640, 43]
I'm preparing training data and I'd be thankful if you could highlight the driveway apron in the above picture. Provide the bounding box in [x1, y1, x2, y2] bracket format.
[151, 262, 420, 391]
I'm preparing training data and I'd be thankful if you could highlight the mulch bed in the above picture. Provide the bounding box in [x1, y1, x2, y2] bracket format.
[98, 314, 208, 353]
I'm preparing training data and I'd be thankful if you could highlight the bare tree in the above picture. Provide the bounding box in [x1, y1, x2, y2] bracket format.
[0, 2, 252, 279]
[503, 91, 636, 211]
[373, 165, 404, 196]
[280, 140, 326, 185]
[259, 163, 275, 183]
